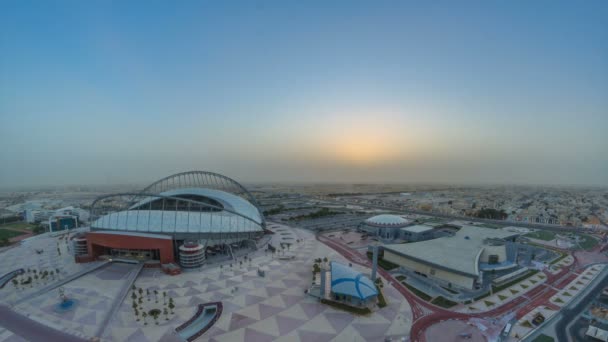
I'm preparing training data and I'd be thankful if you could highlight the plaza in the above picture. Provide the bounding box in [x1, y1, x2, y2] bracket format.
[0, 222, 413, 341]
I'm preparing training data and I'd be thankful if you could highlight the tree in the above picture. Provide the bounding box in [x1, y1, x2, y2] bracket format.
[135, 309, 140, 321]
[154, 290, 158, 303]
[132, 302, 137, 310]
[168, 302, 175, 314]
[163, 291, 167, 304]
[146, 289, 150, 301]
[138, 288, 143, 297]
[142, 312, 148, 325]
[131, 292, 137, 300]
[164, 308, 169, 320]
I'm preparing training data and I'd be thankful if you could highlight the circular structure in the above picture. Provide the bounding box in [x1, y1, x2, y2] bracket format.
[425, 320, 486, 342]
[360, 214, 410, 240]
[364, 214, 409, 228]
[75, 171, 265, 269]
[179, 241, 206, 268]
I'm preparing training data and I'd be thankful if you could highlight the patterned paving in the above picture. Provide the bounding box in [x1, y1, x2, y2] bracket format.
[103, 225, 412, 341]
[0, 224, 413, 341]
[14, 262, 136, 338]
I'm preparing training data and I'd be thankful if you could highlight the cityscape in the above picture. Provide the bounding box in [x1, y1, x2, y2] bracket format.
[1, 2, 607, 342]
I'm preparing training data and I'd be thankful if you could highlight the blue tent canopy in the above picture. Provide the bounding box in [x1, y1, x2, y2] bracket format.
[330, 262, 378, 300]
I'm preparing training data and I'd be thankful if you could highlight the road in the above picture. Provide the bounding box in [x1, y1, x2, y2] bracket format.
[557, 268, 608, 342]
[0, 304, 86, 342]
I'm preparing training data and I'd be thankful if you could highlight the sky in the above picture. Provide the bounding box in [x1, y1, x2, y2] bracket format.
[1, 1, 607, 187]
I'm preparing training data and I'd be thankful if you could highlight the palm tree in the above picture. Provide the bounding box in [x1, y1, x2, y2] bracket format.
[50, 270, 54, 279]
[146, 289, 150, 301]
[11, 279, 18, 289]
[164, 308, 169, 320]
[142, 312, 148, 325]
[135, 309, 140, 321]
[154, 290, 158, 303]
[168, 302, 175, 314]
[163, 291, 167, 304]
[138, 288, 143, 297]
[131, 292, 137, 300]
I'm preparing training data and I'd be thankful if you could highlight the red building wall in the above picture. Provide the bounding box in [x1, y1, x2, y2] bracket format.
[85, 232, 175, 264]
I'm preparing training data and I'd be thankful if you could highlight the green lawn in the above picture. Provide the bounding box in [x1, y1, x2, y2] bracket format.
[431, 296, 458, 308]
[404, 283, 432, 301]
[525, 231, 556, 241]
[376, 285, 387, 308]
[0, 228, 27, 240]
[577, 234, 599, 250]
[320, 299, 371, 315]
[532, 334, 554, 342]
[0, 222, 35, 230]
[366, 253, 399, 271]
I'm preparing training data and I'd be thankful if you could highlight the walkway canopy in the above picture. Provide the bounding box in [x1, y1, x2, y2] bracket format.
[330, 262, 378, 300]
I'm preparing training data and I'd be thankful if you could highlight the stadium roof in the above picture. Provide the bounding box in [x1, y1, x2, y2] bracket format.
[91, 188, 263, 234]
[130, 188, 263, 224]
[330, 262, 378, 300]
[384, 226, 519, 277]
[365, 214, 409, 228]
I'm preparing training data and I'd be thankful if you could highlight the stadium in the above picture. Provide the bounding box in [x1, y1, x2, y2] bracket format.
[73, 171, 265, 272]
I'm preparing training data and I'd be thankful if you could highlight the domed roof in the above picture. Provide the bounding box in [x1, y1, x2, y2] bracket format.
[365, 214, 409, 228]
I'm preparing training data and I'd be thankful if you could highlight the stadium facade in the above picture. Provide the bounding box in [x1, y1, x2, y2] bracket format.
[73, 171, 265, 272]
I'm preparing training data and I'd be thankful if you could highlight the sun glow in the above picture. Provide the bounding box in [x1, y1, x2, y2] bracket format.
[318, 113, 407, 165]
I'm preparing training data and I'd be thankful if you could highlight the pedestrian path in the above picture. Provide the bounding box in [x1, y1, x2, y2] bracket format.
[94, 262, 144, 337]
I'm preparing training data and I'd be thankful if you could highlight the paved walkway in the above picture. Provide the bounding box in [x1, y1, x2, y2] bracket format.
[94, 262, 144, 337]
[0, 304, 86, 342]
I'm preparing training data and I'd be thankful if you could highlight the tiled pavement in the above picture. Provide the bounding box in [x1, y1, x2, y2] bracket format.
[1, 224, 413, 342]
[104, 225, 412, 342]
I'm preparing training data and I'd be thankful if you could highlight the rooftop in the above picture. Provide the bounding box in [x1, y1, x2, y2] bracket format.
[384, 226, 518, 277]
[401, 225, 434, 233]
[365, 214, 409, 228]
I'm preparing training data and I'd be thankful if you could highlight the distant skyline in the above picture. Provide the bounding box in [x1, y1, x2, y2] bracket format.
[1, 1, 607, 187]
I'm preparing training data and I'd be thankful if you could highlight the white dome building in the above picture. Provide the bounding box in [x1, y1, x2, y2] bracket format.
[360, 214, 410, 240]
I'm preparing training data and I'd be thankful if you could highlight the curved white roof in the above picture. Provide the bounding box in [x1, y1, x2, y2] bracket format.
[330, 262, 378, 300]
[383, 226, 519, 276]
[365, 214, 409, 227]
[131, 188, 262, 224]
[91, 188, 263, 234]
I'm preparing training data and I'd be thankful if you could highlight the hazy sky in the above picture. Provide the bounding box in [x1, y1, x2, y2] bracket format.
[1, 1, 607, 187]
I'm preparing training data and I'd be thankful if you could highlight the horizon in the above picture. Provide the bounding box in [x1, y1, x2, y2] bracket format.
[1, 1, 607, 187]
